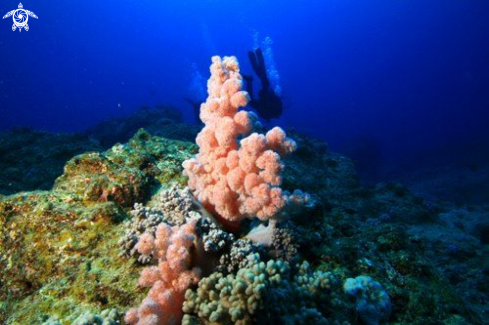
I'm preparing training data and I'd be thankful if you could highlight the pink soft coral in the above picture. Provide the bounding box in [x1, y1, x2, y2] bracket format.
[183, 56, 302, 228]
[125, 220, 201, 325]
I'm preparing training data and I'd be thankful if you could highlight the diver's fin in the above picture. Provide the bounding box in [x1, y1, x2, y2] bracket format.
[255, 48, 266, 72]
[248, 50, 261, 76]
[248, 49, 268, 85]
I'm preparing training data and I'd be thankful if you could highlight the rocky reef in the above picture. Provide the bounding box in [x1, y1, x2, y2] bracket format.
[0, 129, 195, 324]
[85, 105, 200, 148]
[0, 127, 486, 324]
[0, 128, 103, 196]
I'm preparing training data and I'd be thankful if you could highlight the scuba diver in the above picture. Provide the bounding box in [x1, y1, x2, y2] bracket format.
[244, 48, 283, 121]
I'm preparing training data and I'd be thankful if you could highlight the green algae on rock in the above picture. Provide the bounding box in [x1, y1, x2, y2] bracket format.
[0, 191, 136, 324]
[53, 129, 196, 207]
[0, 129, 196, 324]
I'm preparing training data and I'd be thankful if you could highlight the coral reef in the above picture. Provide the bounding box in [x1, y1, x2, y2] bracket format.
[344, 275, 391, 325]
[216, 239, 264, 275]
[199, 218, 236, 254]
[1, 126, 484, 324]
[119, 185, 201, 263]
[0, 130, 195, 324]
[0, 55, 486, 325]
[182, 253, 339, 325]
[118, 202, 165, 263]
[270, 221, 300, 261]
[149, 184, 201, 226]
[43, 309, 121, 325]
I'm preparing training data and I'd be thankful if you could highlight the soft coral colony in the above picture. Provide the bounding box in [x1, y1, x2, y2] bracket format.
[122, 56, 357, 325]
[183, 56, 307, 226]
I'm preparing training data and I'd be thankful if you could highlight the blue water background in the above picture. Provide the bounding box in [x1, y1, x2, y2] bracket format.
[1, 0, 488, 177]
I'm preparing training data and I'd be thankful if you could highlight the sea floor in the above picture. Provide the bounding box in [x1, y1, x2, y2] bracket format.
[0, 107, 487, 324]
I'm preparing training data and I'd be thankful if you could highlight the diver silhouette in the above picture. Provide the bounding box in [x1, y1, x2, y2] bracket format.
[244, 48, 283, 121]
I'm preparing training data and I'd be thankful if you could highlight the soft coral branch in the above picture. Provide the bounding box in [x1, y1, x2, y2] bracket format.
[125, 219, 201, 325]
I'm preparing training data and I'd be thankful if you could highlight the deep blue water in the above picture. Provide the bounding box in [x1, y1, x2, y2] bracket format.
[1, 0, 488, 177]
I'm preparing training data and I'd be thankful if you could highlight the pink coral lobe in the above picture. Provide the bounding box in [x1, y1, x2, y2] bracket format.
[136, 233, 155, 256]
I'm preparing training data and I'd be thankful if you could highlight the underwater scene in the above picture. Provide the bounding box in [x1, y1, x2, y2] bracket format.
[0, 0, 488, 324]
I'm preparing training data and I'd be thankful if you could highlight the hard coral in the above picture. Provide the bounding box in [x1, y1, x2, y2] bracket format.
[344, 275, 391, 325]
[183, 56, 304, 227]
[182, 253, 336, 324]
[119, 184, 203, 264]
[119, 202, 164, 263]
